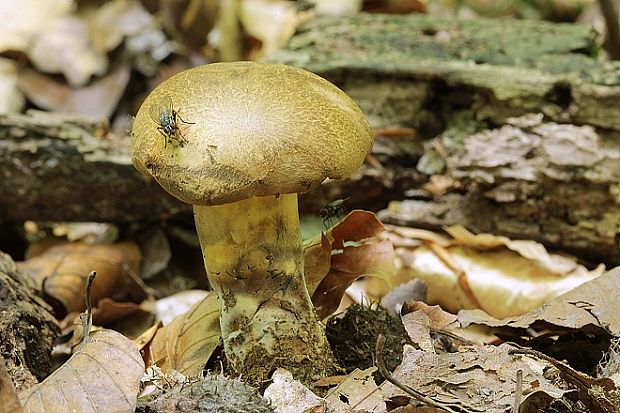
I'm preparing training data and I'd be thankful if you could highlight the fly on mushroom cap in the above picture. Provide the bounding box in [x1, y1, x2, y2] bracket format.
[131, 61, 373, 205]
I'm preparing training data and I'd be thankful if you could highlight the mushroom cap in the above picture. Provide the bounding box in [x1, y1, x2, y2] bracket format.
[131, 62, 373, 206]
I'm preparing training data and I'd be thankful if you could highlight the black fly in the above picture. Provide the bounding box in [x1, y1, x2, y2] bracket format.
[320, 197, 349, 228]
[149, 95, 194, 148]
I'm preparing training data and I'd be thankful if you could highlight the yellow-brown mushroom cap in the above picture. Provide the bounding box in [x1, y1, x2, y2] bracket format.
[131, 62, 373, 206]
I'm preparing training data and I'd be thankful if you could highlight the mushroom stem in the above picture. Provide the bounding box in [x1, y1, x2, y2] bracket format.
[194, 193, 336, 384]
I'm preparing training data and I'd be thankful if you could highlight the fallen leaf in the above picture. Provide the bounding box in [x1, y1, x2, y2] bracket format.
[19, 241, 145, 317]
[87, 0, 155, 53]
[382, 343, 568, 413]
[363, 0, 427, 14]
[386, 225, 603, 318]
[313, 0, 363, 16]
[154, 290, 209, 325]
[264, 369, 326, 413]
[28, 16, 108, 87]
[445, 226, 579, 274]
[0, 357, 23, 413]
[145, 292, 221, 376]
[458, 266, 620, 336]
[305, 210, 397, 319]
[0, 0, 73, 53]
[325, 367, 386, 413]
[17, 65, 131, 118]
[381, 279, 428, 317]
[19, 329, 144, 413]
[0, 58, 24, 113]
[401, 302, 461, 353]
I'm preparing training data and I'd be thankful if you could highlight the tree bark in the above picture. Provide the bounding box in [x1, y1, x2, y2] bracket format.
[0, 251, 59, 391]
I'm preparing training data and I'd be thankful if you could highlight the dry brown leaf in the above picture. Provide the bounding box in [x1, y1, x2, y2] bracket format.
[87, 0, 155, 53]
[264, 369, 326, 413]
[0, 0, 73, 53]
[386, 225, 603, 318]
[154, 290, 209, 325]
[17, 65, 131, 118]
[304, 233, 333, 296]
[305, 210, 397, 319]
[459, 266, 620, 336]
[0, 357, 23, 413]
[382, 343, 568, 413]
[445, 225, 579, 274]
[325, 367, 386, 413]
[19, 329, 144, 413]
[401, 302, 462, 353]
[19, 241, 144, 317]
[28, 16, 107, 87]
[145, 292, 221, 376]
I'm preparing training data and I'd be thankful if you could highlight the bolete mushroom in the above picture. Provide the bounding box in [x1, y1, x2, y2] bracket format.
[131, 62, 373, 384]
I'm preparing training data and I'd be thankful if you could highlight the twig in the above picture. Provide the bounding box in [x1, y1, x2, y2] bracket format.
[80, 271, 97, 346]
[508, 347, 601, 390]
[599, 0, 620, 60]
[374, 334, 463, 413]
[513, 369, 522, 413]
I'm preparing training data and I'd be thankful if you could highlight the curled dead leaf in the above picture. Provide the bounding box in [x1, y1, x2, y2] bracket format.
[304, 210, 397, 319]
[458, 266, 620, 336]
[145, 292, 221, 376]
[19, 329, 144, 413]
[18, 65, 130, 118]
[19, 241, 145, 317]
[385, 225, 603, 318]
[28, 16, 108, 87]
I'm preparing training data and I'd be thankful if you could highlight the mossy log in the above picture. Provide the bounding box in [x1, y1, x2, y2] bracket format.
[269, 14, 620, 131]
[0, 14, 618, 265]
[269, 14, 620, 265]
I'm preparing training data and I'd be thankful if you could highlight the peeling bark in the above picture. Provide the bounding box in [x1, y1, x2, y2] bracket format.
[0, 251, 59, 391]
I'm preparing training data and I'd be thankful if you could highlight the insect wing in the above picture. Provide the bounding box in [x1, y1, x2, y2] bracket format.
[148, 96, 174, 125]
[161, 95, 173, 118]
[148, 102, 163, 124]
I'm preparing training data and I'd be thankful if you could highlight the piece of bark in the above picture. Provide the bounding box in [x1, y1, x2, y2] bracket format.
[0, 251, 59, 392]
[379, 114, 620, 265]
[0, 110, 188, 222]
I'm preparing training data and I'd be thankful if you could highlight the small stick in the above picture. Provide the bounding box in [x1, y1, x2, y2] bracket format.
[374, 334, 464, 413]
[513, 369, 523, 413]
[80, 271, 97, 346]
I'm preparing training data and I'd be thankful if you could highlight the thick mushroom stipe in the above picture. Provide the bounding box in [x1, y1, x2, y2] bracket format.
[194, 193, 334, 383]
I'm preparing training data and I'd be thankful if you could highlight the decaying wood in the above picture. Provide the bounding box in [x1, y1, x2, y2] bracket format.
[0, 14, 618, 265]
[269, 14, 620, 131]
[0, 111, 188, 222]
[0, 251, 59, 391]
[378, 114, 620, 265]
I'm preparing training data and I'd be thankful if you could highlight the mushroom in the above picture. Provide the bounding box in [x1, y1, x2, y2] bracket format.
[131, 62, 373, 384]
